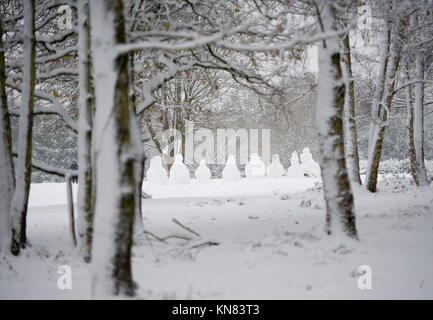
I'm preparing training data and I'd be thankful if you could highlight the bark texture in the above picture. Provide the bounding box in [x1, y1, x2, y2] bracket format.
[66, 174, 77, 247]
[365, 20, 403, 192]
[0, 15, 16, 252]
[412, 36, 429, 186]
[10, 0, 36, 255]
[90, 0, 136, 297]
[340, 33, 361, 185]
[316, 1, 357, 239]
[77, 0, 95, 262]
[405, 64, 419, 185]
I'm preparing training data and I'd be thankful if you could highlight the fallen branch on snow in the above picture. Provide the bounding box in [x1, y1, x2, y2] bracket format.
[140, 218, 219, 250]
[141, 230, 193, 242]
[172, 218, 200, 237]
[189, 241, 219, 250]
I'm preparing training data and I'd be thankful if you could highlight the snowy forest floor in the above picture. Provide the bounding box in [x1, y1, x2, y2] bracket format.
[1, 174, 433, 299]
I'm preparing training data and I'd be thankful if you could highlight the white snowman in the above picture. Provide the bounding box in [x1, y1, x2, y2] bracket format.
[146, 155, 168, 185]
[169, 154, 190, 185]
[222, 154, 241, 182]
[245, 153, 266, 178]
[300, 148, 320, 177]
[286, 151, 304, 178]
[195, 159, 211, 183]
[267, 154, 285, 178]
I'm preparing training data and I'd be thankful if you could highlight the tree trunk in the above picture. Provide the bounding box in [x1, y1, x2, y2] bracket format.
[412, 47, 429, 186]
[66, 174, 77, 247]
[127, 45, 145, 237]
[130, 111, 145, 237]
[316, 1, 357, 239]
[10, 0, 36, 255]
[145, 115, 163, 155]
[77, 0, 94, 262]
[175, 78, 184, 158]
[90, 0, 136, 297]
[365, 22, 402, 192]
[0, 15, 16, 252]
[340, 33, 361, 185]
[163, 108, 174, 171]
[405, 63, 419, 185]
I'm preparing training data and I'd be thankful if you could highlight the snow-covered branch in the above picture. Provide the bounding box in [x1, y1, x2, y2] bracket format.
[6, 80, 78, 132]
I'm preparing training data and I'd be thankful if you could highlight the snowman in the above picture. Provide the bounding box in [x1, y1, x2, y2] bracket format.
[267, 154, 285, 178]
[195, 159, 211, 183]
[245, 153, 266, 178]
[222, 154, 241, 182]
[300, 148, 320, 177]
[286, 151, 304, 178]
[169, 154, 190, 185]
[146, 155, 168, 185]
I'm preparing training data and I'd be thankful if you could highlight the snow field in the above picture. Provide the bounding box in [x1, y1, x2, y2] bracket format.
[1, 174, 432, 299]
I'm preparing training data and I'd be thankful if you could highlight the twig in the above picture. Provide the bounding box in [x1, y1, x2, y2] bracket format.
[172, 218, 200, 237]
[142, 230, 193, 243]
[189, 241, 219, 250]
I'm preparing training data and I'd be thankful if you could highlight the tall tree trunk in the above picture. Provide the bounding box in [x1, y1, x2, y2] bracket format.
[405, 63, 419, 185]
[130, 111, 145, 237]
[77, 0, 95, 263]
[175, 78, 184, 158]
[340, 32, 361, 185]
[163, 108, 174, 171]
[145, 115, 163, 155]
[365, 21, 402, 192]
[10, 0, 36, 255]
[412, 46, 429, 186]
[128, 49, 145, 237]
[90, 0, 136, 297]
[0, 15, 16, 252]
[316, 1, 357, 239]
[365, 22, 390, 193]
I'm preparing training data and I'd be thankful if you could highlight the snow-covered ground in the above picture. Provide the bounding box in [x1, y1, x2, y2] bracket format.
[1, 174, 433, 299]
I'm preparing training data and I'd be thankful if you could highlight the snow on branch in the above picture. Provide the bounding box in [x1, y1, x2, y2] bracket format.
[6, 47, 77, 69]
[36, 29, 76, 44]
[6, 80, 78, 132]
[11, 153, 77, 178]
[32, 160, 77, 178]
[36, 46, 77, 64]
[217, 26, 355, 52]
[137, 62, 194, 115]
[393, 80, 433, 94]
[117, 23, 252, 55]
[37, 67, 78, 80]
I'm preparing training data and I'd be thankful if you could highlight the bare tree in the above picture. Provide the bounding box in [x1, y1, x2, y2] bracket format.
[0, 13, 15, 252]
[77, 0, 95, 262]
[365, 4, 405, 192]
[314, 0, 357, 239]
[10, 0, 36, 255]
[89, 0, 136, 297]
[340, 31, 361, 185]
[407, 9, 430, 186]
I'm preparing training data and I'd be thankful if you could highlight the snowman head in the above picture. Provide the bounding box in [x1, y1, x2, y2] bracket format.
[150, 155, 163, 167]
[199, 159, 207, 166]
[250, 153, 260, 161]
[272, 154, 280, 162]
[290, 151, 299, 165]
[301, 148, 313, 163]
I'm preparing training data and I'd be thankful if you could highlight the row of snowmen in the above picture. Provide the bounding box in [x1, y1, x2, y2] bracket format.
[146, 148, 320, 185]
